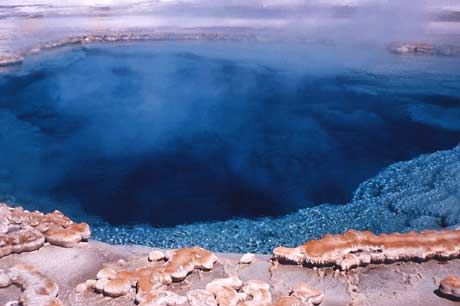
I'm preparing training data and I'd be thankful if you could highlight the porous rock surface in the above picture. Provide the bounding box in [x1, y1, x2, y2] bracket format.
[0, 203, 90, 258]
[439, 276, 460, 299]
[84, 248, 276, 306]
[273, 229, 460, 270]
[272, 283, 323, 306]
[0, 263, 63, 306]
[1, 239, 460, 306]
[90, 247, 217, 305]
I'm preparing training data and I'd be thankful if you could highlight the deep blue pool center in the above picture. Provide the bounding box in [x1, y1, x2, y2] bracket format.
[0, 41, 459, 252]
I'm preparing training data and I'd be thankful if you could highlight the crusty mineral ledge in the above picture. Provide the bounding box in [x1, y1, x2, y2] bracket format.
[0, 263, 63, 306]
[439, 276, 460, 300]
[273, 229, 460, 270]
[388, 42, 460, 56]
[89, 247, 218, 305]
[82, 247, 279, 306]
[0, 55, 24, 67]
[1, 240, 460, 306]
[0, 31, 256, 69]
[1, 205, 460, 306]
[273, 283, 323, 306]
[0, 203, 90, 258]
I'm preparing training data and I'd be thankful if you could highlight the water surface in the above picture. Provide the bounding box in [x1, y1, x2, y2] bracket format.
[0, 41, 459, 229]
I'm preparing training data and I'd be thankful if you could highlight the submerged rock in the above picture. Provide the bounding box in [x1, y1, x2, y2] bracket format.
[354, 146, 460, 226]
[88, 146, 460, 254]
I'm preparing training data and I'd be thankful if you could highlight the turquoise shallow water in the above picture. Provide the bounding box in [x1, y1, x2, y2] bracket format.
[0, 41, 459, 252]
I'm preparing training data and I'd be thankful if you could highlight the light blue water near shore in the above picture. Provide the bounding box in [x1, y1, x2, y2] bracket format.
[0, 41, 459, 253]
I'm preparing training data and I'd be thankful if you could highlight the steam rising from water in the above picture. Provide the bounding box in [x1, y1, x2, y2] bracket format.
[3, 0, 458, 45]
[0, 41, 459, 227]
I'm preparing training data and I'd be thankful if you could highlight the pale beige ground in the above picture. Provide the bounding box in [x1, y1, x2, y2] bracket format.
[0, 240, 459, 306]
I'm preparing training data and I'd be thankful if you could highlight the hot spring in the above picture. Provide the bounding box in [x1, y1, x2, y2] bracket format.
[1, 41, 459, 252]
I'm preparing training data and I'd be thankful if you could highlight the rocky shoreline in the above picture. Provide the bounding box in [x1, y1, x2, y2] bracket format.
[0, 30, 259, 68]
[2, 33, 460, 70]
[1, 237, 460, 305]
[1, 1, 460, 69]
[1, 204, 460, 305]
[388, 42, 460, 56]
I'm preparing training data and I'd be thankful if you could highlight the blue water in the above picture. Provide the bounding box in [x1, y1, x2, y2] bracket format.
[0, 41, 459, 251]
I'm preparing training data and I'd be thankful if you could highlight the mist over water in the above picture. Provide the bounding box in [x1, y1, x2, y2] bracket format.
[0, 41, 459, 227]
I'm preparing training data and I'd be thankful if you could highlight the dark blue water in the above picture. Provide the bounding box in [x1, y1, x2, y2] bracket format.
[0, 41, 459, 227]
